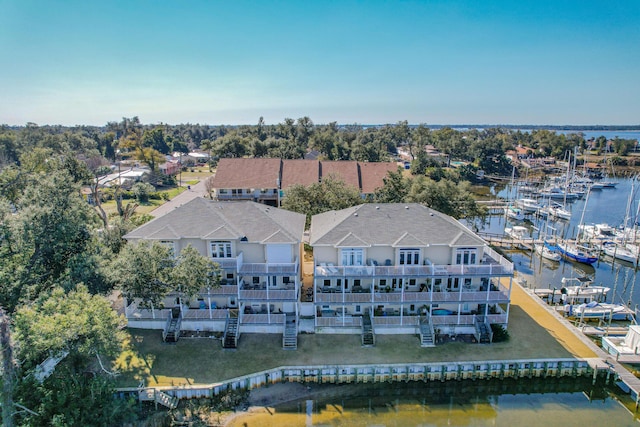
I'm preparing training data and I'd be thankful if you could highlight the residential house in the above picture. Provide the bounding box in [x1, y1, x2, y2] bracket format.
[123, 198, 306, 348]
[309, 203, 513, 346]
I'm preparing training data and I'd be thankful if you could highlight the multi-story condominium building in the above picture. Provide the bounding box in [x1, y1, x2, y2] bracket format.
[123, 198, 306, 348]
[211, 158, 398, 206]
[121, 199, 514, 348]
[309, 203, 514, 346]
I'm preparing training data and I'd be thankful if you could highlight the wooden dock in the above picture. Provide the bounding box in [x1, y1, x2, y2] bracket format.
[478, 232, 539, 252]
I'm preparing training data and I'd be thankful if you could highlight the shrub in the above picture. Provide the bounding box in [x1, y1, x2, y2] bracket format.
[490, 324, 510, 342]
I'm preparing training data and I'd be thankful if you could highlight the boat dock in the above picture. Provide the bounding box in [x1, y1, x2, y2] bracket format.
[518, 279, 640, 408]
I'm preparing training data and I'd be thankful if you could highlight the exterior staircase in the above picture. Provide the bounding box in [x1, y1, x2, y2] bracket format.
[222, 310, 239, 349]
[474, 316, 493, 343]
[138, 388, 179, 410]
[163, 307, 181, 343]
[419, 314, 435, 347]
[155, 390, 179, 409]
[361, 310, 375, 347]
[282, 314, 298, 350]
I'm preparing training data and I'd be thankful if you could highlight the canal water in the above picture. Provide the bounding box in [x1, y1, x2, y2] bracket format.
[229, 378, 639, 426]
[230, 178, 640, 426]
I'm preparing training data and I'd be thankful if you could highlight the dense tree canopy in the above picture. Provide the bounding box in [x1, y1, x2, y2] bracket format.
[281, 175, 364, 227]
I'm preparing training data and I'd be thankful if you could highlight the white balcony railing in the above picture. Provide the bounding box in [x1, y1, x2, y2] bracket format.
[314, 260, 512, 279]
[316, 317, 362, 327]
[182, 308, 229, 320]
[314, 288, 510, 304]
[239, 259, 299, 275]
[241, 313, 285, 324]
[239, 289, 297, 300]
[373, 316, 420, 326]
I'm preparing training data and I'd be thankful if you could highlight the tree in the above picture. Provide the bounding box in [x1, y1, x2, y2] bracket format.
[13, 286, 125, 370]
[0, 170, 102, 313]
[11, 287, 134, 426]
[406, 176, 486, 220]
[374, 167, 409, 203]
[111, 241, 174, 308]
[281, 175, 363, 227]
[131, 182, 155, 203]
[172, 245, 221, 303]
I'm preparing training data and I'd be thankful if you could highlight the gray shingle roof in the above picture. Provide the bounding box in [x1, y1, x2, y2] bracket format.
[309, 203, 485, 247]
[124, 198, 306, 243]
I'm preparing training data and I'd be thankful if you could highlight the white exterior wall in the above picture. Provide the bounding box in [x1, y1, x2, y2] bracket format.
[313, 246, 338, 264]
[424, 245, 454, 265]
[367, 246, 394, 263]
[239, 243, 265, 262]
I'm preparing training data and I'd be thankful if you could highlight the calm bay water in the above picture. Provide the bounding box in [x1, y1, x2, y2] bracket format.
[489, 177, 640, 309]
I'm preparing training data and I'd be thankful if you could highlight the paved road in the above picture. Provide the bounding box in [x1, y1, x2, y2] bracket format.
[150, 177, 210, 218]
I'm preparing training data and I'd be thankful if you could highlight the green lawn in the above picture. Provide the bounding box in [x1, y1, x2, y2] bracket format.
[114, 302, 574, 388]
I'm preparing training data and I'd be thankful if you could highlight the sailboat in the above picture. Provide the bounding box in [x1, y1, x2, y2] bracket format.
[555, 187, 599, 264]
[504, 166, 525, 221]
[536, 241, 562, 262]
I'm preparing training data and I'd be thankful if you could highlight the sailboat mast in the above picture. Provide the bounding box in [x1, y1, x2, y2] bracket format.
[577, 186, 591, 244]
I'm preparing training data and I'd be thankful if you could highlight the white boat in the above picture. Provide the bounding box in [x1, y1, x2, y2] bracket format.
[560, 277, 609, 303]
[602, 325, 640, 362]
[505, 225, 529, 240]
[515, 198, 542, 214]
[535, 242, 561, 262]
[534, 276, 610, 304]
[601, 241, 638, 264]
[564, 301, 633, 321]
[539, 203, 571, 221]
[578, 223, 615, 240]
[505, 205, 525, 221]
[540, 186, 579, 200]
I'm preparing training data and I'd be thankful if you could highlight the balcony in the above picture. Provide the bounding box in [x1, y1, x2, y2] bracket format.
[316, 316, 362, 328]
[211, 251, 243, 271]
[239, 284, 297, 300]
[314, 257, 512, 279]
[313, 284, 510, 304]
[206, 284, 238, 295]
[239, 259, 299, 276]
[182, 308, 229, 320]
[241, 313, 286, 325]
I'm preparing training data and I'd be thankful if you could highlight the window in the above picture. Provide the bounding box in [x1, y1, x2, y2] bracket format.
[253, 276, 260, 284]
[159, 240, 176, 255]
[455, 248, 477, 265]
[448, 278, 460, 291]
[324, 279, 330, 287]
[341, 248, 364, 266]
[379, 279, 387, 287]
[399, 248, 420, 265]
[226, 273, 234, 279]
[354, 279, 361, 286]
[283, 276, 290, 284]
[210, 241, 232, 258]
[409, 279, 416, 286]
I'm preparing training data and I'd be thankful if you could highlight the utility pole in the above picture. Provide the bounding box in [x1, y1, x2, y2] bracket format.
[1, 307, 15, 427]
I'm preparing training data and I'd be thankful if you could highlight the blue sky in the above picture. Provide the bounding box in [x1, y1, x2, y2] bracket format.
[1, 0, 639, 126]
